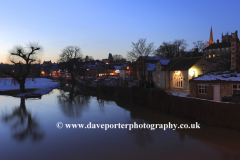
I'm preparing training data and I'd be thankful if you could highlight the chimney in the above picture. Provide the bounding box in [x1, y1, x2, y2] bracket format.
[180, 50, 185, 58]
[217, 39, 219, 43]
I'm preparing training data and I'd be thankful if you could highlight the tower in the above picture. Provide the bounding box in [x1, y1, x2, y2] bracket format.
[231, 31, 239, 70]
[207, 26, 215, 46]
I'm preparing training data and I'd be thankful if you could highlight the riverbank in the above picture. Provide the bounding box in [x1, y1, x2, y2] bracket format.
[0, 78, 61, 97]
[96, 86, 240, 130]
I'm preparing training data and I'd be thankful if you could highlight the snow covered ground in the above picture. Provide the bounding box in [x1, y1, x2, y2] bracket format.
[166, 90, 189, 97]
[0, 78, 61, 97]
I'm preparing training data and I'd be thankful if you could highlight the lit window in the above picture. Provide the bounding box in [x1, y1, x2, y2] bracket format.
[213, 54, 215, 57]
[174, 77, 183, 88]
[209, 55, 211, 58]
[198, 85, 207, 94]
[127, 66, 129, 69]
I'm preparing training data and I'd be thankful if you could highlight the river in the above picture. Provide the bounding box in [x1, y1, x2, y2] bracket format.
[0, 87, 240, 160]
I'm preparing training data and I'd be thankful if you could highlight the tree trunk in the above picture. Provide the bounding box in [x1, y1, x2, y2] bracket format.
[20, 82, 25, 93]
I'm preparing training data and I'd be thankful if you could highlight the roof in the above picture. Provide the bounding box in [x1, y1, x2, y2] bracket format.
[120, 64, 128, 70]
[159, 59, 171, 66]
[142, 56, 169, 61]
[191, 70, 240, 82]
[146, 63, 156, 71]
[204, 42, 231, 50]
[84, 65, 98, 69]
[206, 57, 226, 64]
[114, 66, 121, 70]
[161, 57, 181, 71]
[169, 57, 202, 71]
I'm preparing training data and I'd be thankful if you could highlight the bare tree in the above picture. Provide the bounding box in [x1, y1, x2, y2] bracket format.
[192, 40, 207, 53]
[126, 38, 155, 62]
[173, 39, 188, 56]
[2, 43, 42, 93]
[155, 41, 177, 58]
[127, 38, 154, 81]
[84, 55, 94, 61]
[112, 54, 124, 61]
[155, 40, 188, 58]
[58, 46, 84, 82]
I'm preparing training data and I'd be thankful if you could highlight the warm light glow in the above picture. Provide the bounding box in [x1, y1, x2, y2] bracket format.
[209, 55, 211, 58]
[175, 71, 181, 76]
[213, 54, 215, 57]
[41, 71, 45, 75]
[106, 63, 109, 64]
[12, 70, 14, 72]
[87, 68, 89, 71]
[189, 68, 197, 79]
[127, 66, 129, 69]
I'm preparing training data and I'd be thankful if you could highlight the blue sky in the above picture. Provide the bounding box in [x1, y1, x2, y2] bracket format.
[0, 0, 240, 63]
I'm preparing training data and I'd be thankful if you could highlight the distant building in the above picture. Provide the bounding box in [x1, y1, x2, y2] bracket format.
[203, 28, 240, 59]
[207, 26, 215, 47]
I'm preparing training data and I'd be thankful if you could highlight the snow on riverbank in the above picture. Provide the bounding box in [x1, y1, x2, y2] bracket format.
[0, 78, 61, 97]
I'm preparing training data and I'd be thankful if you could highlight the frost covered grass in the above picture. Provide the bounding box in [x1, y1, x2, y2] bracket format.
[0, 78, 61, 97]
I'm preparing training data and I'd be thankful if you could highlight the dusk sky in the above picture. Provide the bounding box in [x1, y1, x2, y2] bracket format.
[1, 0, 240, 63]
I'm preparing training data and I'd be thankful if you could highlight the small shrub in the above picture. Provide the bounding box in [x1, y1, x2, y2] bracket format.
[221, 96, 232, 102]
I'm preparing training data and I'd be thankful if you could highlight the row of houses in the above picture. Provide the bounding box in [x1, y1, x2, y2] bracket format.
[40, 60, 138, 79]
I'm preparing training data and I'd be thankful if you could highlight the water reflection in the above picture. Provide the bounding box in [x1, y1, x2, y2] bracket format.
[2, 98, 44, 142]
[114, 98, 240, 159]
[57, 84, 90, 117]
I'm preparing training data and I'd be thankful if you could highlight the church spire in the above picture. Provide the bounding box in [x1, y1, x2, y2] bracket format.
[207, 26, 214, 46]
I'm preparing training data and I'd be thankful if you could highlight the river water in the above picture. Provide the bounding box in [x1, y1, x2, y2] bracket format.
[0, 88, 240, 160]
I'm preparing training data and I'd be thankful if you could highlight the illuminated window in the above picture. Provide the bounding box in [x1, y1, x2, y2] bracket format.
[198, 85, 207, 94]
[213, 54, 215, 57]
[127, 66, 129, 69]
[209, 55, 211, 58]
[175, 77, 183, 88]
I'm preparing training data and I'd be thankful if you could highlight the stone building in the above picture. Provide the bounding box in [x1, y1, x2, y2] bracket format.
[189, 70, 240, 101]
[154, 52, 215, 90]
[203, 28, 240, 59]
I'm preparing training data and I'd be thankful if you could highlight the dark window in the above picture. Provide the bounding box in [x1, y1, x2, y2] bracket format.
[198, 85, 207, 94]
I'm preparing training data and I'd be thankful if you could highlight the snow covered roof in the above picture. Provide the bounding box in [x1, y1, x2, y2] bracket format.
[84, 65, 98, 69]
[159, 59, 171, 65]
[191, 70, 240, 82]
[142, 56, 169, 61]
[146, 63, 156, 71]
[114, 66, 121, 70]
